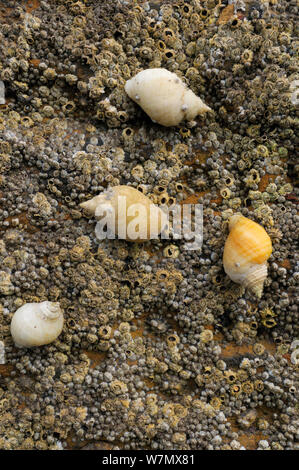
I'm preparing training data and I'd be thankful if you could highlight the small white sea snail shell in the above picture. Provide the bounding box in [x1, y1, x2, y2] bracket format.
[10, 301, 64, 347]
[125, 68, 211, 127]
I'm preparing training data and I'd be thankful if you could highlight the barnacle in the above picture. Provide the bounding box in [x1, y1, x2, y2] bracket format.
[225, 370, 237, 384]
[242, 382, 254, 394]
[122, 127, 134, 140]
[231, 17, 241, 29]
[260, 308, 276, 322]
[241, 49, 254, 65]
[262, 317, 277, 328]
[0, 153, 11, 173]
[199, 329, 214, 343]
[244, 169, 261, 187]
[220, 187, 231, 199]
[0, 272, 14, 295]
[131, 165, 144, 180]
[167, 333, 180, 348]
[163, 244, 180, 258]
[253, 380, 264, 392]
[230, 384, 242, 396]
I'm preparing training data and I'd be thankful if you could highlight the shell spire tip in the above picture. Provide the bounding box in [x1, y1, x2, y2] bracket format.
[249, 281, 264, 299]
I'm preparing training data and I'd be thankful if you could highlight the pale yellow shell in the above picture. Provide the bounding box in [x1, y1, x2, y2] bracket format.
[10, 301, 64, 348]
[223, 215, 272, 298]
[80, 185, 166, 242]
[125, 68, 211, 127]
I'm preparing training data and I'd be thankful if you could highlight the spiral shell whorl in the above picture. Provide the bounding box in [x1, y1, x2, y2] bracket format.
[182, 88, 211, 120]
[80, 190, 111, 214]
[39, 301, 62, 320]
[243, 263, 268, 299]
[228, 213, 243, 230]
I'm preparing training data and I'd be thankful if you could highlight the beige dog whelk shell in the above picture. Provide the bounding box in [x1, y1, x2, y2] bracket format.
[80, 185, 166, 242]
[10, 301, 64, 347]
[125, 68, 211, 127]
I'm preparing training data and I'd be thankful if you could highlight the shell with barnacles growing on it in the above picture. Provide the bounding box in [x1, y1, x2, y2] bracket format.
[125, 68, 211, 127]
[10, 301, 64, 347]
[223, 215, 272, 298]
[80, 185, 167, 242]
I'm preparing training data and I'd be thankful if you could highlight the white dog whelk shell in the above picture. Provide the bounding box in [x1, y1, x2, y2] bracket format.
[10, 301, 64, 347]
[125, 68, 211, 127]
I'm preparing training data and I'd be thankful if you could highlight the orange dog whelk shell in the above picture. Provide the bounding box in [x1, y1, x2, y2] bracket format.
[223, 214, 272, 298]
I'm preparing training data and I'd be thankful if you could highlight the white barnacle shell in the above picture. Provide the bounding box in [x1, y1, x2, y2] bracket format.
[125, 68, 211, 127]
[10, 301, 64, 348]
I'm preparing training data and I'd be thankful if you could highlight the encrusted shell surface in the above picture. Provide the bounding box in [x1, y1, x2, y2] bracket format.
[10, 301, 64, 347]
[125, 68, 211, 127]
[80, 185, 166, 242]
[223, 215, 272, 298]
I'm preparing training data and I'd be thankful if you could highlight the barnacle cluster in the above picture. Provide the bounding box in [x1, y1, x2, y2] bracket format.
[0, 0, 298, 451]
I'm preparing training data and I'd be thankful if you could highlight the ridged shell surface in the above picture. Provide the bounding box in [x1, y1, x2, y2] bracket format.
[125, 68, 211, 127]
